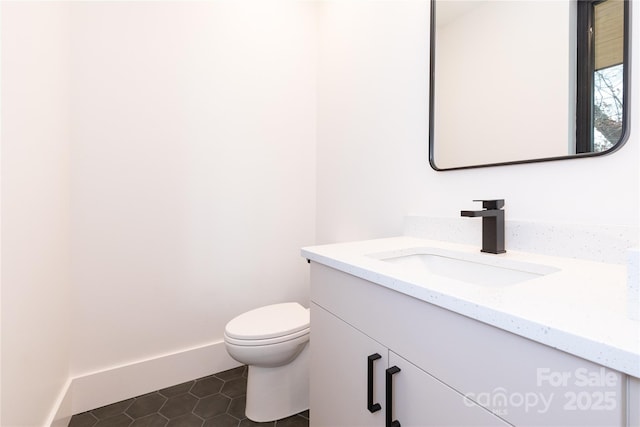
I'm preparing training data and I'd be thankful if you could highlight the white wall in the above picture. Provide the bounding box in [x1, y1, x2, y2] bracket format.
[1, 1, 317, 419]
[69, 1, 317, 376]
[1, 2, 72, 426]
[316, 0, 639, 243]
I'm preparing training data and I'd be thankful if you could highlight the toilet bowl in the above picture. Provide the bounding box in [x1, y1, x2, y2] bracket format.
[224, 302, 310, 422]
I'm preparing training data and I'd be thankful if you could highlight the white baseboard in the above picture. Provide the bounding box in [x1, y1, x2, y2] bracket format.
[47, 378, 73, 427]
[49, 340, 240, 425]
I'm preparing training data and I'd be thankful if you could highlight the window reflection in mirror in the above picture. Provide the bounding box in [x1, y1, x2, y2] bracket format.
[591, 0, 625, 152]
[429, 0, 629, 171]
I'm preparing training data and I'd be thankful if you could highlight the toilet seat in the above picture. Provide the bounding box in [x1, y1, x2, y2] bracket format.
[225, 327, 309, 346]
[224, 302, 310, 344]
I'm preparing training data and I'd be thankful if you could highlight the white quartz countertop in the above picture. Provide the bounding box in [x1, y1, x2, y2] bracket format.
[301, 236, 640, 378]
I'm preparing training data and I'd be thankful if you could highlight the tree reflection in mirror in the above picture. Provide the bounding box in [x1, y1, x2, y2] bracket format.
[577, 0, 626, 153]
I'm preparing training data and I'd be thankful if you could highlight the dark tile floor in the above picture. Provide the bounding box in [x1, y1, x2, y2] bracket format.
[68, 366, 309, 427]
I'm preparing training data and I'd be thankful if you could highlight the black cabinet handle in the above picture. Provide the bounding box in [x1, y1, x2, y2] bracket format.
[386, 366, 401, 427]
[367, 353, 382, 413]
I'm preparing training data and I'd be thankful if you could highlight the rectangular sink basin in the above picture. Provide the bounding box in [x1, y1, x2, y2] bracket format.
[369, 248, 559, 287]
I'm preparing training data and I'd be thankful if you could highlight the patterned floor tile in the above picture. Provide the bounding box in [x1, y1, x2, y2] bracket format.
[69, 366, 309, 427]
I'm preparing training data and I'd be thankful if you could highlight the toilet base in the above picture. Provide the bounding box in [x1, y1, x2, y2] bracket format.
[245, 342, 309, 422]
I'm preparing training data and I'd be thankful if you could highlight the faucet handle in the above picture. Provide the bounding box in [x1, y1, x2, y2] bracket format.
[472, 199, 505, 210]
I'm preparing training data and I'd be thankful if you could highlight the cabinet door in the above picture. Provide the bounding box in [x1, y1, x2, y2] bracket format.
[389, 352, 510, 427]
[311, 303, 388, 427]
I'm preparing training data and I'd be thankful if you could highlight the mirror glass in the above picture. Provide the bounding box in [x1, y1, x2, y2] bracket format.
[429, 0, 629, 170]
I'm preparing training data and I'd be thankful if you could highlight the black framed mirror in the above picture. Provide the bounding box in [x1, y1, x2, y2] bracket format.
[429, 0, 630, 171]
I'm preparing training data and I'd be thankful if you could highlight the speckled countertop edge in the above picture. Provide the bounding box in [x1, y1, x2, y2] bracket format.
[302, 236, 640, 378]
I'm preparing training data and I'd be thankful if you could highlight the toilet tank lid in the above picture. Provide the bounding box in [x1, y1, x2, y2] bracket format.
[225, 302, 310, 340]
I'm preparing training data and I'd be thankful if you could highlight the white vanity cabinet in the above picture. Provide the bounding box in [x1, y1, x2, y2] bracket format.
[310, 263, 630, 427]
[311, 303, 508, 426]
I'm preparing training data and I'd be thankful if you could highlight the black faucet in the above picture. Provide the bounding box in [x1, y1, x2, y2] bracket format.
[461, 199, 506, 254]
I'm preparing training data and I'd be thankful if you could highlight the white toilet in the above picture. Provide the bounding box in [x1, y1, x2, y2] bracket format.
[223, 302, 310, 422]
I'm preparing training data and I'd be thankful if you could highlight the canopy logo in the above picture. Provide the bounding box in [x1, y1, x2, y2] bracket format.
[463, 367, 619, 416]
